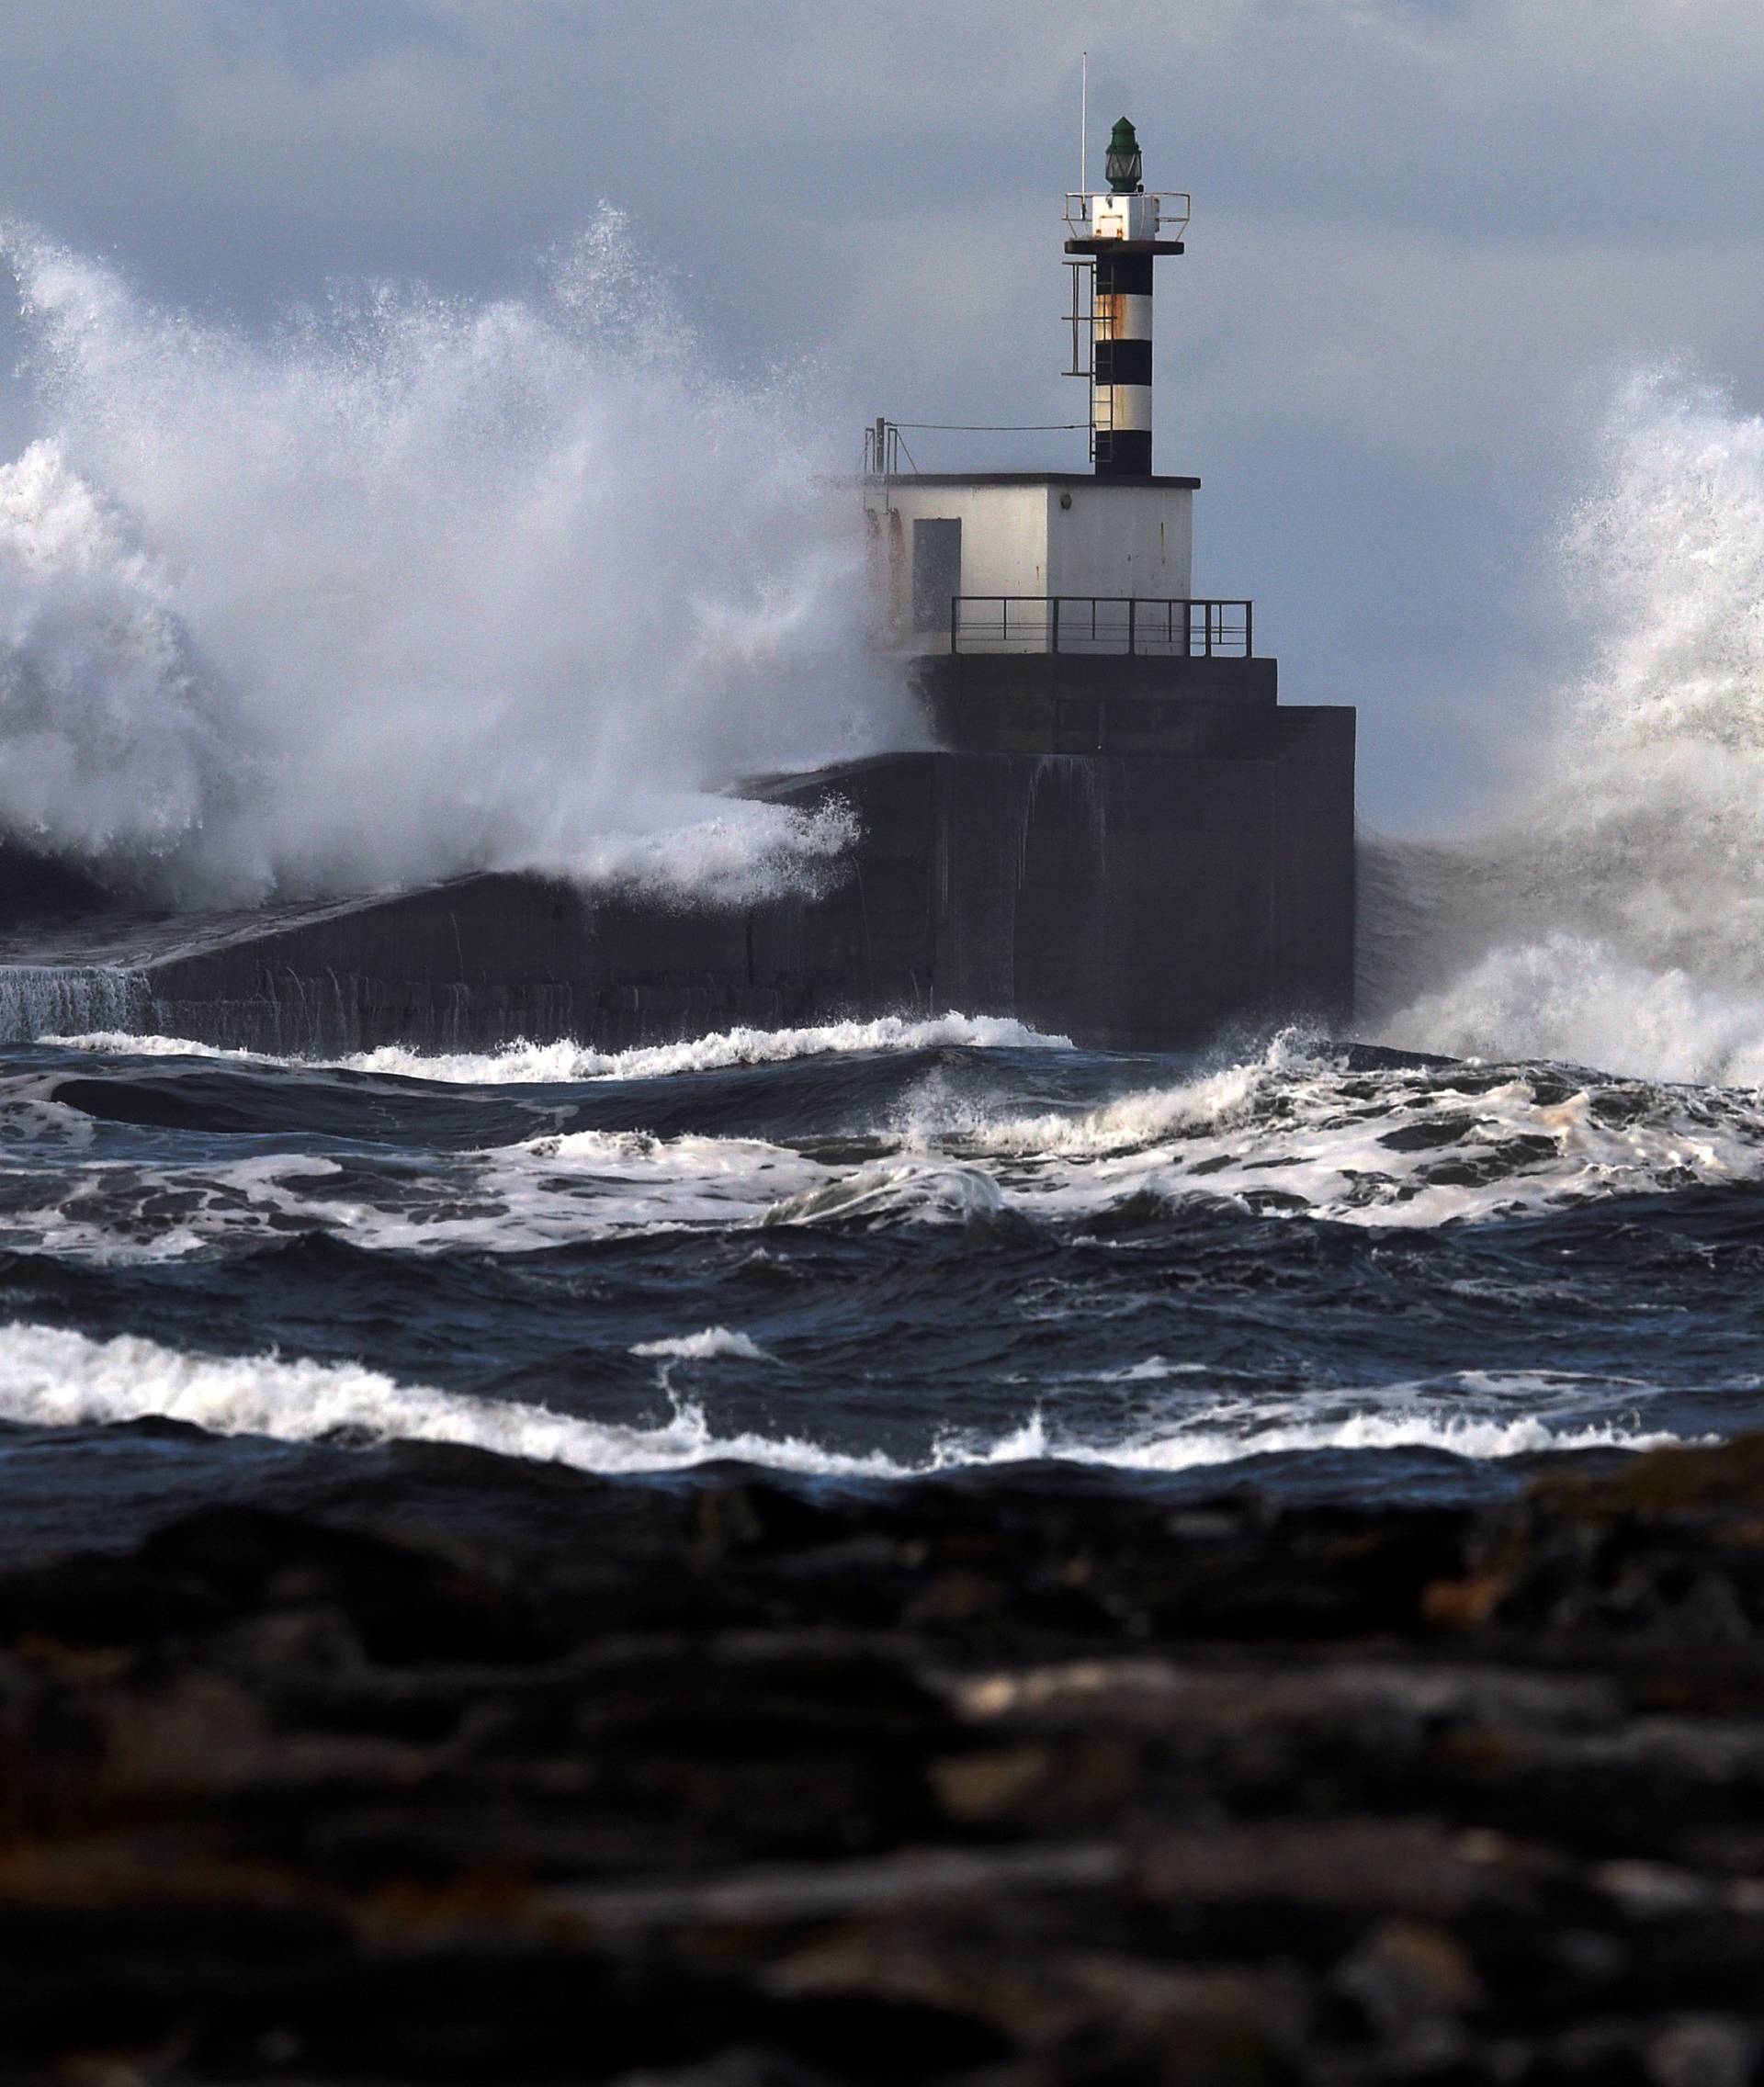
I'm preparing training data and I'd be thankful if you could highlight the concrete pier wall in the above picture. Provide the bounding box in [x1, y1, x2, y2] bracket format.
[130, 728, 1353, 1055]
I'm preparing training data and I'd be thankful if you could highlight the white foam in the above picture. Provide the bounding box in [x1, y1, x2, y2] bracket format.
[970, 1055, 1270, 1159]
[14, 1031, 1764, 1264]
[0, 1322, 900, 1477]
[1091, 1358, 1210, 1384]
[0, 1321, 1696, 1480]
[481, 1129, 831, 1241]
[35, 1031, 266, 1061]
[1043, 1412, 1690, 1472]
[1389, 933, 1764, 1088]
[0, 1075, 98, 1148]
[947, 1033, 1764, 1229]
[40, 1011, 1070, 1081]
[334, 1012, 1069, 1085]
[631, 1327, 772, 1362]
[761, 1155, 1007, 1229]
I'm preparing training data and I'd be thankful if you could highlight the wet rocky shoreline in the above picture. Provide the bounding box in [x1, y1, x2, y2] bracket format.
[3, 1436, 1764, 2084]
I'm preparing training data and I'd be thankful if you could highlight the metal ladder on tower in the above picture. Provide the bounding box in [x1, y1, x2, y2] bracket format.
[1062, 258, 1113, 468]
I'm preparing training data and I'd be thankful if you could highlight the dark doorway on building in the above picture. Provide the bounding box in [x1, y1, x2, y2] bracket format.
[912, 517, 962, 632]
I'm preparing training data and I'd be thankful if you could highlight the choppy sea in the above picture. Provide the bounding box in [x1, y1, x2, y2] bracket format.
[0, 220, 1760, 1555]
[0, 1010, 1755, 1556]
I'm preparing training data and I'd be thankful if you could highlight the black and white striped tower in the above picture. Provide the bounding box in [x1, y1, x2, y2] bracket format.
[1063, 118, 1187, 478]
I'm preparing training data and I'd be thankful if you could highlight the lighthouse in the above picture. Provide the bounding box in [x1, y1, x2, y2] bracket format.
[837, 113, 1352, 1053]
[1063, 118, 1188, 477]
[866, 116, 1202, 656]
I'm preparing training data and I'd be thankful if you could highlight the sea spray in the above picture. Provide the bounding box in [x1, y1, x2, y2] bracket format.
[0, 211, 916, 904]
[1370, 368, 1764, 1081]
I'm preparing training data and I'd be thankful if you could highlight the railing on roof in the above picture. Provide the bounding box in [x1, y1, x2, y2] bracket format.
[950, 596, 1252, 658]
[1063, 192, 1193, 238]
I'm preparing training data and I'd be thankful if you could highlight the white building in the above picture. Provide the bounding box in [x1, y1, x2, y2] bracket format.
[869, 471, 1198, 655]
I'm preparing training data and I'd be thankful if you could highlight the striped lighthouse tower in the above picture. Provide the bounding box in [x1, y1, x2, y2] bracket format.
[1064, 118, 1187, 478]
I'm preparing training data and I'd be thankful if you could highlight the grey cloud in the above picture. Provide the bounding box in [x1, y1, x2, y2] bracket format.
[0, 0, 1758, 824]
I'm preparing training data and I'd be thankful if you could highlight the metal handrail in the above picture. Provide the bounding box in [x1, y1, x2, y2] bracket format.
[949, 595, 1252, 659]
[1064, 191, 1192, 232]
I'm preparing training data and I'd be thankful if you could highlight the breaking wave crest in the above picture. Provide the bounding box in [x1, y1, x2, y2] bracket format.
[630, 1326, 774, 1362]
[42, 1011, 1069, 1081]
[341, 1013, 1069, 1084]
[0, 1323, 1691, 1480]
[0, 1322, 900, 1478]
[970, 1406, 1690, 1472]
[956, 1034, 1764, 1228]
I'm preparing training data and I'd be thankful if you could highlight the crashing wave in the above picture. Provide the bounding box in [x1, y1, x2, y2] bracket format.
[0, 1322, 1693, 1480]
[0, 215, 913, 906]
[1371, 369, 1764, 1083]
[41, 1010, 1070, 1080]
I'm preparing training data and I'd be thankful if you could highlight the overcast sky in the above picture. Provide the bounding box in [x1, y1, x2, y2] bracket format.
[1, 0, 1759, 828]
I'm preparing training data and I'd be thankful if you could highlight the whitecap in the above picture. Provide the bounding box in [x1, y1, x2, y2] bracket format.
[41, 1010, 1070, 1083]
[0, 1323, 898, 1478]
[0, 1322, 1702, 1481]
[631, 1327, 773, 1362]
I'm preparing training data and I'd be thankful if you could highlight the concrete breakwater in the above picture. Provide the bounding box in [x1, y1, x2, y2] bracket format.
[0, 670, 1356, 1056]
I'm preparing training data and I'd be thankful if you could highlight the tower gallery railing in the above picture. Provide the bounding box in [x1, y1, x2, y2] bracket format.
[949, 596, 1252, 659]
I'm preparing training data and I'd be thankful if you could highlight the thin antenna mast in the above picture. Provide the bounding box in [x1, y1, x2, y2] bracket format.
[1080, 51, 1088, 193]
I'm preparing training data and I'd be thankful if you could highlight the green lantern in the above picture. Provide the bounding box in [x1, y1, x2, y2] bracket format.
[1104, 118, 1143, 195]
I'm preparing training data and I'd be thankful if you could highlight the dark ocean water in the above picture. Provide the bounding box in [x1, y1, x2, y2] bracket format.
[0, 1014, 1760, 1557]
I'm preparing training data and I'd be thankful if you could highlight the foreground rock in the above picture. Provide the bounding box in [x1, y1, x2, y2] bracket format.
[3, 1438, 1764, 2083]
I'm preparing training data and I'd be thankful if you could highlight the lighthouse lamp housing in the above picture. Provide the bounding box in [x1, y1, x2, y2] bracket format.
[1105, 118, 1144, 195]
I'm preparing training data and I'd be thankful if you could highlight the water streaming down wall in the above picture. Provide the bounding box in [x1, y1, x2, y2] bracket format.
[0, 965, 149, 1043]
